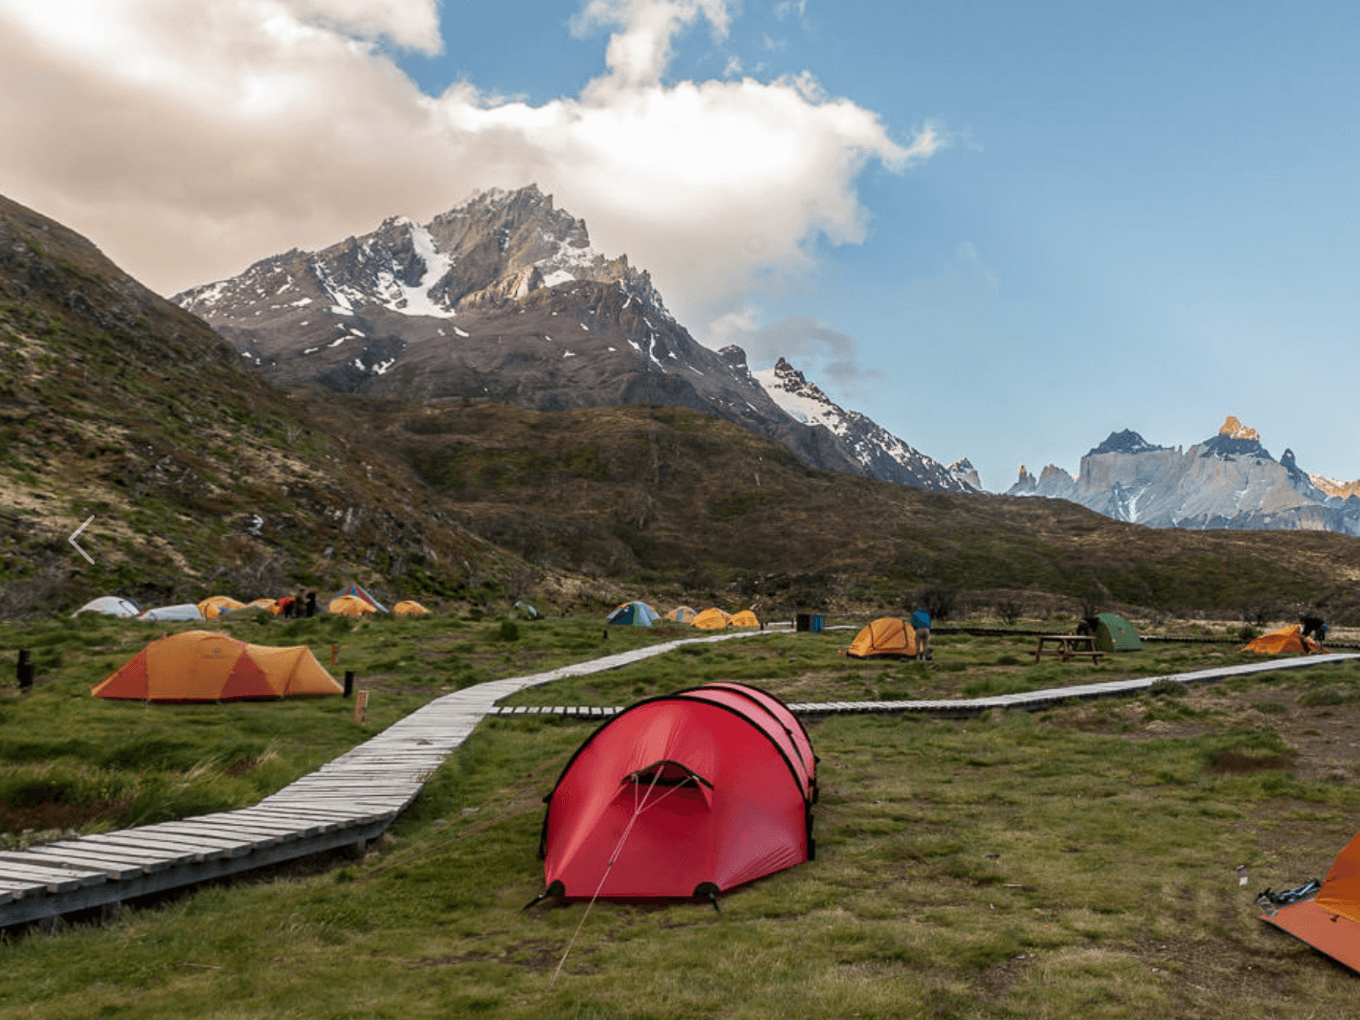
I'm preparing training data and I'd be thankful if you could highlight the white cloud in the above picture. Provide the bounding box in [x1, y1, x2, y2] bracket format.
[0, 0, 939, 341]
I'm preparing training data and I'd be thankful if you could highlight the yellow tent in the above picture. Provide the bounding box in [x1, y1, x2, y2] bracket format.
[665, 606, 698, 624]
[843, 618, 917, 658]
[1243, 624, 1323, 655]
[393, 600, 431, 616]
[328, 594, 377, 616]
[198, 595, 246, 620]
[692, 608, 732, 630]
[91, 631, 342, 701]
[729, 610, 761, 629]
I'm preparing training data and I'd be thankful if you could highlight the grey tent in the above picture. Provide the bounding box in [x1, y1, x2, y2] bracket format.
[139, 603, 206, 622]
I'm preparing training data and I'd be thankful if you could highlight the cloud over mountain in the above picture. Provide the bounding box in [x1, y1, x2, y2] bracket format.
[0, 0, 936, 344]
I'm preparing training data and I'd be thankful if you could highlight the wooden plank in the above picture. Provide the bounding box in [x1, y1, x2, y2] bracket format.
[0, 857, 105, 890]
[134, 825, 256, 854]
[80, 832, 226, 863]
[24, 844, 172, 875]
[44, 837, 195, 866]
[147, 823, 278, 850]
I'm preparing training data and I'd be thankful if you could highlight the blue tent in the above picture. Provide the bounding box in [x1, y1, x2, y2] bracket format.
[329, 581, 388, 613]
[606, 601, 659, 627]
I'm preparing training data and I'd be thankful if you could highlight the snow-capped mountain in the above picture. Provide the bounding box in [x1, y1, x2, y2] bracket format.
[1008, 416, 1360, 535]
[752, 358, 978, 492]
[175, 184, 969, 491]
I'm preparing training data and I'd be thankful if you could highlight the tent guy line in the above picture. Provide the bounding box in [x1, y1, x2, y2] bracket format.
[1, 635, 1354, 931]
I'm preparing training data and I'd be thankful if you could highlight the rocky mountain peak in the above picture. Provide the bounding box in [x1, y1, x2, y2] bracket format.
[1088, 428, 1163, 457]
[751, 357, 978, 492]
[1218, 415, 1259, 441]
[1007, 417, 1360, 536]
[718, 344, 752, 375]
[948, 458, 983, 491]
[1198, 416, 1272, 462]
[170, 186, 973, 495]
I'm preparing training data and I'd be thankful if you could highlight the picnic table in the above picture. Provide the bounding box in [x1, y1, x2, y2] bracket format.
[1033, 634, 1104, 664]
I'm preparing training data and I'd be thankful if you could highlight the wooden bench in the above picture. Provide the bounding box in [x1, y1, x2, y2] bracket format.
[1033, 634, 1104, 664]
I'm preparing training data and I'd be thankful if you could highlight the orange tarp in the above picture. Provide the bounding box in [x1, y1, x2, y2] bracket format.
[198, 595, 246, 620]
[328, 594, 377, 616]
[729, 610, 761, 629]
[843, 618, 917, 658]
[1262, 830, 1360, 973]
[692, 608, 732, 630]
[1243, 624, 1324, 655]
[393, 600, 430, 616]
[91, 630, 342, 701]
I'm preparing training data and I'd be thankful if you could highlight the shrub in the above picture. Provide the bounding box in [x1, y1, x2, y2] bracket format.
[1147, 678, 1189, 698]
[917, 587, 957, 621]
[1299, 685, 1346, 707]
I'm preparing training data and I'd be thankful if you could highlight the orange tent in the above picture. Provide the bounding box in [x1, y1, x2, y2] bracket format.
[1262, 830, 1360, 973]
[328, 594, 377, 616]
[692, 608, 732, 631]
[842, 618, 917, 658]
[393, 600, 430, 616]
[198, 595, 246, 620]
[729, 609, 761, 629]
[91, 631, 342, 701]
[1243, 624, 1324, 655]
[665, 606, 698, 624]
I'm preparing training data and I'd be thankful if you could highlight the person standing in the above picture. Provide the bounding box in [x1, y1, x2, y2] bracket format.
[910, 608, 932, 661]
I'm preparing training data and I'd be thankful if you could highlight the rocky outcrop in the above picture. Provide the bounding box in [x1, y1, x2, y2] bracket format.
[751, 358, 977, 492]
[1008, 417, 1360, 535]
[175, 185, 968, 492]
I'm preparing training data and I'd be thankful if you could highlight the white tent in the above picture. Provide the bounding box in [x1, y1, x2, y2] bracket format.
[138, 603, 205, 622]
[72, 596, 141, 618]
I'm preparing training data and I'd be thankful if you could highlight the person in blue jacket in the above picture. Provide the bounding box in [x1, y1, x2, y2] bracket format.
[910, 608, 932, 661]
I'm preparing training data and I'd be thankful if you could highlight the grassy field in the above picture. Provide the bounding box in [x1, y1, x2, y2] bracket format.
[2, 610, 1360, 1018]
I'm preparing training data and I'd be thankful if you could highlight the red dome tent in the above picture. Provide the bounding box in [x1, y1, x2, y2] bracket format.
[537, 683, 817, 906]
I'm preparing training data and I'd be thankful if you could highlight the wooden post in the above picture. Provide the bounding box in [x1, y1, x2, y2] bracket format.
[331, 644, 338, 666]
[17, 650, 33, 692]
[354, 690, 368, 725]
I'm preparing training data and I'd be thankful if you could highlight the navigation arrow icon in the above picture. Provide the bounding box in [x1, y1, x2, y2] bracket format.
[69, 515, 95, 564]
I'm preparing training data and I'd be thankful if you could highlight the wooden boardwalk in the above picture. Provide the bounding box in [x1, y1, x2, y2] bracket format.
[2, 633, 1355, 931]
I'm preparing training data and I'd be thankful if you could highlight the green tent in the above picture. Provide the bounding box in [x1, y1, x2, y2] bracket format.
[1092, 612, 1142, 652]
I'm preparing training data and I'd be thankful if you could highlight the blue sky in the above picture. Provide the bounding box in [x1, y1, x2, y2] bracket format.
[2, 0, 1357, 490]
[391, 0, 1360, 488]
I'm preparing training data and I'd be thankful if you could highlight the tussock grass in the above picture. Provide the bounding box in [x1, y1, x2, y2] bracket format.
[0, 615, 1358, 1017]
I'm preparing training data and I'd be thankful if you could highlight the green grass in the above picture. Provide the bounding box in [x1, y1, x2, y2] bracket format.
[0, 614, 1358, 1017]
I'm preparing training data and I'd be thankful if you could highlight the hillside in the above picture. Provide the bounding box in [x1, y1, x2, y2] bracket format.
[6, 189, 1360, 624]
[173, 185, 969, 492]
[0, 194, 518, 613]
[305, 393, 1360, 623]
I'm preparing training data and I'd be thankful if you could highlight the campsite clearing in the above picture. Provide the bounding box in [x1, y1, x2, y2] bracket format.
[2, 612, 1360, 1018]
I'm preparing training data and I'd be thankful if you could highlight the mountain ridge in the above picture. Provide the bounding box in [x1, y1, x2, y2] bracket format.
[10, 190, 1360, 624]
[174, 184, 969, 493]
[1009, 416, 1360, 534]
